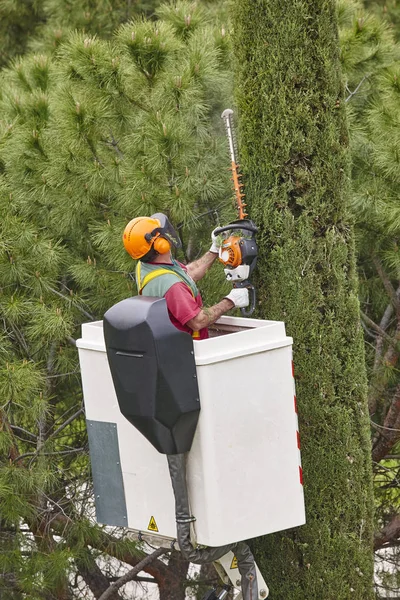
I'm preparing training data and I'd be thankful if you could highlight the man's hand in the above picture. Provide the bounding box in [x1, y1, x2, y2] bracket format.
[210, 228, 222, 254]
[224, 288, 249, 309]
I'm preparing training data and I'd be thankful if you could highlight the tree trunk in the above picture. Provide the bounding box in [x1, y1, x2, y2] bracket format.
[77, 550, 122, 599]
[157, 550, 189, 600]
[231, 1, 375, 598]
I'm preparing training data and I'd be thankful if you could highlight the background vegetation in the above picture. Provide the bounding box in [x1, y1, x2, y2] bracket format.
[0, 0, 399, 598]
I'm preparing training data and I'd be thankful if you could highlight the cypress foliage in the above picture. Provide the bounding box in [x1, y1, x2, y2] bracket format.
[231, 1, 375, 598]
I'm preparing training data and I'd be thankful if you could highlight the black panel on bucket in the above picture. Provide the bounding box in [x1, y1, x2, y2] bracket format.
[103, 296, 200, 454]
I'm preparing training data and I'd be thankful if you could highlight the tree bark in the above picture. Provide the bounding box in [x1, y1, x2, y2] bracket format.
[77, 550, 122, 599]
[157, 549, 189, 600]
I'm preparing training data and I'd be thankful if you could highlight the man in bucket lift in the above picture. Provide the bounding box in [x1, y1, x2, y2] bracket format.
[121, 213, 261, 600]
[123, 213, 249, 338]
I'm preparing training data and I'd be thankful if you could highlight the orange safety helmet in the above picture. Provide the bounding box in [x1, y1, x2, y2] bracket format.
[123, 213, 181, 260]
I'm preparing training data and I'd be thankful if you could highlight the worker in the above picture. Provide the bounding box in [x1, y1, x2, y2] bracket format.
[123, 213, 249, 339]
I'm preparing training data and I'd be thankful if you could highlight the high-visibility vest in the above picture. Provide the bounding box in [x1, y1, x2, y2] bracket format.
[135, 262, 201, 339]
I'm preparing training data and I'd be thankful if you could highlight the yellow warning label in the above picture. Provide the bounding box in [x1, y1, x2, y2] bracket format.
[147, 516, 159, 532]
[230, 556, 238, 570]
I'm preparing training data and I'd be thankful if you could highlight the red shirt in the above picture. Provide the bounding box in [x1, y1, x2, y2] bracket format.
[165, 282, 208, 340]
[146, 261, 208, 339]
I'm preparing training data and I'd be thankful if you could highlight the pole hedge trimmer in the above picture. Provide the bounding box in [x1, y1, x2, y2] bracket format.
[215, 109, 258, 316]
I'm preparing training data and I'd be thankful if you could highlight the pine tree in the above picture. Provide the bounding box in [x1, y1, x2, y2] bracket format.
[231, 0, 375, 598]
[0, 3, 232, 598]
[0, 0, 162, 68]
[0, 0, 45, 67]
[3, 0, 399, 598]
[364, 0, 400, 41]
[29, 0, 161, 57]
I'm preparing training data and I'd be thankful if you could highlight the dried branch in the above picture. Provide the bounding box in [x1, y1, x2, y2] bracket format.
[372, 383, 400, 463]
[374, 514, 400, 551]
[368, 318, 400, 415]
[372, 256, 400, 317]
[345, 73, 370, 102]
[0, 410, 20, 461]
[375, 301, 395, 371]
[345, 74, 370, 102]
[360, 311, 398, 349]
[98, 547, 171, 600]
[77, 550, 123, 600]
[48, 514, 172, 584]
[45, 407, 84, 440]
[103, 130, 124, 159]
[9, 425, 37, 440]
[43, 283, 94, 321]
[12, 406, 84, 464]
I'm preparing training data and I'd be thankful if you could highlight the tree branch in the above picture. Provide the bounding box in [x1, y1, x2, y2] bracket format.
[43, 283, 94, 321]
[372, 383, 400, 462]
[372, 256, 400, 317]
[345, 74, 369, 103]
[360, 311, 398, 349]
[374, 513, 400, 551]
[12, 408, 85, 463]
[98, 547, 170, 600]
[374, 301, 395, 371]
[0, 409, 20, 461]
[77, 550, 123, 599]
[45, 407, 84, 440]
[48, 514, 172, 584]
[9, 424, 37, 440]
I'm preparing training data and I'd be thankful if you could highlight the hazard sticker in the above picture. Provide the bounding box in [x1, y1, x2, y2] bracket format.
[147, 516, 159, 532]
[230, 556, 238, 569]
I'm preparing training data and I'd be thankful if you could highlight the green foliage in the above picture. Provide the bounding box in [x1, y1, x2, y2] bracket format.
[156, 0, 209, 39]
[364, 0, 400, 42]
[0, 3, 232, 597]
[338, 3, 400, 593]
[0, 0, 164, 68]
[231, 0, 374, 598]
[0, 0, 45, 68]
[5, 0, 400, 597]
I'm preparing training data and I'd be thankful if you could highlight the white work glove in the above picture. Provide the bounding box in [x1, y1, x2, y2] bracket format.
[210, 228, 222, 254]
[224, 288, 249, 309]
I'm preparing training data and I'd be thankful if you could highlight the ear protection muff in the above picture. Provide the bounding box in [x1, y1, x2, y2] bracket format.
[153, 235, 171, 254]
[145, 231, 171, 254]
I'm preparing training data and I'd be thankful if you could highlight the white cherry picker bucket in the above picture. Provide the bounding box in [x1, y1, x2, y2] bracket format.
[77, 314, 306, 599]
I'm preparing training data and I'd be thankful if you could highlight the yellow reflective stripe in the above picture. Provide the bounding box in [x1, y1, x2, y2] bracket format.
[136, 262, 195, 297]
[136, 262, 171, 294]
[136, 262, 201, 339]
[141, 269, 173, 291]
[136, 261, 142, 291]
